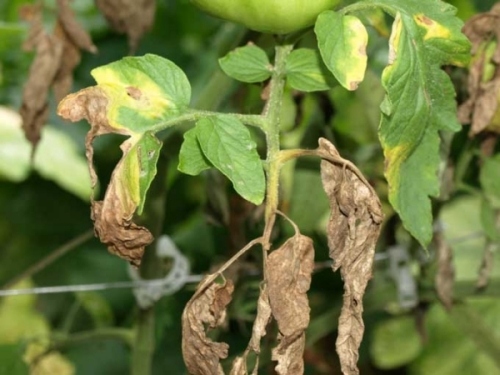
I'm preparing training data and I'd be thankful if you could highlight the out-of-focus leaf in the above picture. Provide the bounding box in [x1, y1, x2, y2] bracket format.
[0, 107, 91, 200]
[178, 128, 212, 176]
[0, 22, 26, 57]
[75, 292, 114, 328]
[410, 299, 500, 375]
[182, 279, 233, 375]
[480, 154, 500, 208]
[370, 316, 422, 369]
[0, 344, 29, 375]
[95, 0, 155, 53]
[320, 138, 383, 375]
[195, 116, 265, 205]
[219, 44, 271, 83]
[315, 11, 368, 91]
[480, 198, 500, 241]
[24, 342, 75, 375]
[285, 48, 334, 92]
[375, 0, 470, 246]
[288, 169, 329, 233]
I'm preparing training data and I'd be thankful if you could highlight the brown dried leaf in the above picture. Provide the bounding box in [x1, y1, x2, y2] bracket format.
[19, 4, 63, 151]
[57, 0, 97, 53]
[95, 0, 156, 53]
[52, 23, 82, 102]
[434, 230, 454, 310]
[319, 138, 382, 375]
[476, 241, 496, 290]
[458, 3, 500, 136]
[182, 279, 234, 375]
[271, 332, 306, 375]
[230, 286, 272, 375]
[266, 234, 314, 375]
[58, 88, 150, 266]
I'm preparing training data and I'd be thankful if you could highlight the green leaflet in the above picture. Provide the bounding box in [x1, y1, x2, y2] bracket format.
[219, 44, 272, 83]
[178, 127, 212, 175]
[315, 11, 368, 91]
[195, 116, 265, 205]
[115, 132, 162, 215]
[372, 0, 470, 246]
[91, 54, 191, 134]
[285, 48, 335, 92]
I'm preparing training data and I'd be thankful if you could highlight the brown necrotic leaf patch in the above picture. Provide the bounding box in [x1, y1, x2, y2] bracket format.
[58, 88, 151, 266]
[319, 138, 383, 375]
[458, 3, 500, 136]
[19, 2, 96, 154]
[182, 279, 234, 375]
[95, 0, 156, 53]
[267, 234, 314, 375]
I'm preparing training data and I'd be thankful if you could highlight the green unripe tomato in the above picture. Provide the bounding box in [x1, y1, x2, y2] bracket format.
[191, 0, 340, 35]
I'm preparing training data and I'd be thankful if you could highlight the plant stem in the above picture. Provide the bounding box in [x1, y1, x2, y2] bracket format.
[131, 154, 169, 375]
[262, 43, 293, 247]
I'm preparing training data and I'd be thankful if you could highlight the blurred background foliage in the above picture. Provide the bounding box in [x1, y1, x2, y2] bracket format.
[1, 0, 500, 374]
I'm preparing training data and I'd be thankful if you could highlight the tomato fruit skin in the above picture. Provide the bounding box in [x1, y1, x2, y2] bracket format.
[191, 0, 340, 34]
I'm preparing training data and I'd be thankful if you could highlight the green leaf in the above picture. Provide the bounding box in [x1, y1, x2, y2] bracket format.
[370, 316, 422, 369]
[480, 198, 500, 242]
[91, 54, 191, 134]
[480, 154, 500, 208]
[285, 48, 335, 92]
[219, 44, 272, 83]
[121, 132, 162, 215]
[178, 127, 212, 175]
[374, 0, 471, 246]
[315, 11, 368, 90]
[195, 116, 265, 204]
[0, 107, 92, 200]
[0, 344, 28, 375]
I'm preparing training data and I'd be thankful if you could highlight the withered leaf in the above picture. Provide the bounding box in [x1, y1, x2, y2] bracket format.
[95, 0, 156, 53]
[434, 230, 454, 310]
[319, 138, 382, 375]
[267, 234, 314, 375]
[19, 4, 63, 151]
[182, 279, 234, 375]
[271, 332, 306, 375]
[458, 3, 500, 136]
[58, 88, 152, 266]
[57, 0, 97, 54]
[230, 285, 272, 375]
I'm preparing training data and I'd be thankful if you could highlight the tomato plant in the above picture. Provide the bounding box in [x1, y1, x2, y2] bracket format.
[3, 0, 500, 375]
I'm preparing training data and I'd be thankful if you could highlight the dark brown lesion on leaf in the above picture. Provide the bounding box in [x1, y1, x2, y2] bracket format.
[126, 86, 142, 100]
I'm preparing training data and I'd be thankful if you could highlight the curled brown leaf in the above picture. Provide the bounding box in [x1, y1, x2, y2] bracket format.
[19, 4, 63, 151]
[319, 138, 382, 375]
[58, 88, 151, 266]
[267, 234, 314, 375]
[182, 279, 234, 375]
[434, 230, 454, 310]
[95, 0, 156, 53]
[57, 0, 97, 53]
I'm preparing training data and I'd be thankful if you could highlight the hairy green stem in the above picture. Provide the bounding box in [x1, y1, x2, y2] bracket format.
[262, 43, 293, 247]
[152, 109, 265, 134]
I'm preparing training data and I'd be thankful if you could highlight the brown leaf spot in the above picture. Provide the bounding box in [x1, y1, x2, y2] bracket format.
[126, 86, 142, 100]
[182, 279, 233, 375]
[95, 0, 156, 53]
[415, 14, 433, 26]
[319, 138, 382, 375]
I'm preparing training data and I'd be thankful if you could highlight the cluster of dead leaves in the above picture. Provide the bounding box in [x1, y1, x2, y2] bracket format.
[182, 138, 382, 375]
[458, 3, 500, 136]
[19, 1, 97, 154]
